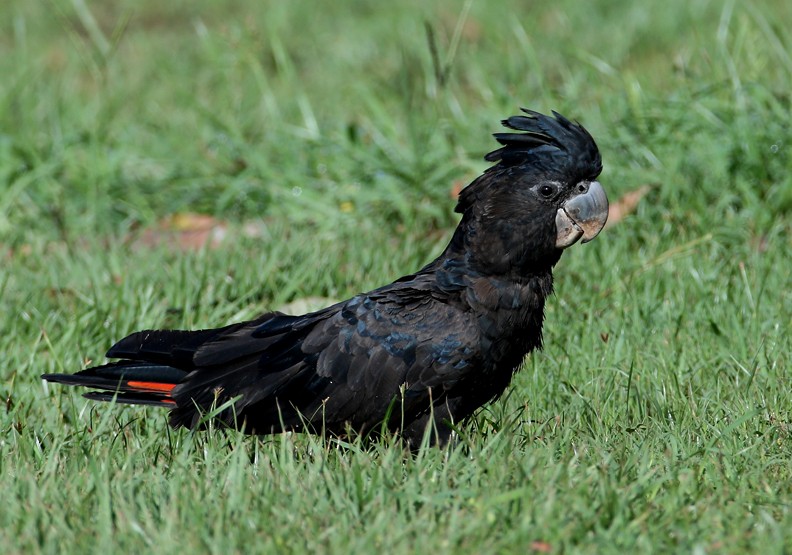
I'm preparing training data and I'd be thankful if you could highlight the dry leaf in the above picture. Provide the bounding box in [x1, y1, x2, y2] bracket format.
[606, 184, 652, 227]
[449, 178, 470, 199]
[135, 213, 228, 251]
[530, 540, 553, 553]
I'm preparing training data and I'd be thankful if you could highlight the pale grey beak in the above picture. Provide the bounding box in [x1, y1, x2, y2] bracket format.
[555, 181, 609, 249]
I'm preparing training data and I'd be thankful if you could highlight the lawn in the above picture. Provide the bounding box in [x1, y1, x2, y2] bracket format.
[1, 0, 790, 553]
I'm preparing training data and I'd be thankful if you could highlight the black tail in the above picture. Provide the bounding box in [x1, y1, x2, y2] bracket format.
[42, 325, 246, 406]
[42, 360, 188, 407]
[42, 313, 304, 425]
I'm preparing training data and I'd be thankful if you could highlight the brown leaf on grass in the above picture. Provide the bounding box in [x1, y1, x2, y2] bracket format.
[606, 184, 653, 228]
[449, 179, 466, 200]
[449, 174, 478, 199]
[530, 540, 554, 553]
[135, 213, 229, 251]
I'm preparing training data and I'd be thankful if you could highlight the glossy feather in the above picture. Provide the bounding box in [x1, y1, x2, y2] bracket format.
[43, 110, 604, 445]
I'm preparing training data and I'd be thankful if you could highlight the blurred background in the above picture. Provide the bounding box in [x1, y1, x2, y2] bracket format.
[1, 0, 789, 242]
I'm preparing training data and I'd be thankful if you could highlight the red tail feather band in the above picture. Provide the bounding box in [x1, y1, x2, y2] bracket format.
[127, 381, 177, 395]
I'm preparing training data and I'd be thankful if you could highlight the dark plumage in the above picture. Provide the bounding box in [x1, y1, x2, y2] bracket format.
[43, 109, 608, 446]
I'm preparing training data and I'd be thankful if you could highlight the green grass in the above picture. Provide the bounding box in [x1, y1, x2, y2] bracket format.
[1, 0, 791, 553]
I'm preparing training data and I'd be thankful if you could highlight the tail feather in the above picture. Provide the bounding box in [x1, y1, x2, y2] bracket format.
[83, 391, 177, 406]
[42, 314, 302, 424]
[42, 360, 188, 408]
[126, 380, 178, 394]
[106, 328, 231, 367]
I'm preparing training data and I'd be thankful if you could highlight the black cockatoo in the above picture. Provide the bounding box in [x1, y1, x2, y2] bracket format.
[43, 109, 608, 445]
